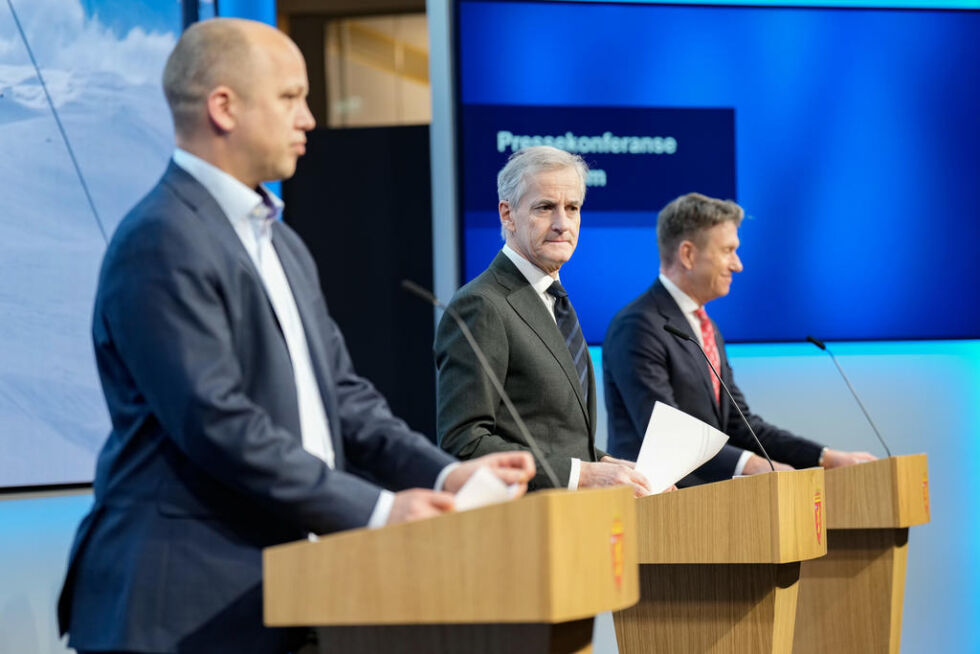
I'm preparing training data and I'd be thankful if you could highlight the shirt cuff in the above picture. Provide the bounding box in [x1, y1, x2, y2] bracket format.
[367, 490, 395, 528]
[733, 449, 754, 477]
[434, 462, 460, 492]
[568, 457, 582, 489]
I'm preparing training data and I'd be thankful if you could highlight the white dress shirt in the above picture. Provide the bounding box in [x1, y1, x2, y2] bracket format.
[501, 245, 583, 489]
[171, 150, 408, 526]
[658, 273, 752, 477]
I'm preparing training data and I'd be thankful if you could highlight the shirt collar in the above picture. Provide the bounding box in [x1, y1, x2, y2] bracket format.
[172, 149, 284, 230]
[659, 272, 702, 316]
[502, 244, 559, 296]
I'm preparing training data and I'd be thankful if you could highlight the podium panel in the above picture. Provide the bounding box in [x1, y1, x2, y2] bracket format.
[317, 619, 594, 654]
[615, 468, 827, 654]
[264, 486, 639, 653]
[794, 455, 930, 654]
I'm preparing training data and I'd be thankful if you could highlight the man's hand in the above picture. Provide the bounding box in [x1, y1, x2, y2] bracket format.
[386, 489, 455, 525]
[579, 461, 652, 497]
[600, 455, 636, 469]
[442, 451, 536, 497]
[821, 448, 876, 469]
[599, 457, 677, 493]
[742, 454, 793, 475]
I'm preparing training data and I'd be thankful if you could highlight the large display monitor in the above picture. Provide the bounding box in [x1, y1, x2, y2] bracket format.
[0, 0, 179, 488]
[455, 1, 980, 343]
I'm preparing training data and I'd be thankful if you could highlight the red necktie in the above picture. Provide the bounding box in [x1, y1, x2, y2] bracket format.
[694, 308, 721, 404]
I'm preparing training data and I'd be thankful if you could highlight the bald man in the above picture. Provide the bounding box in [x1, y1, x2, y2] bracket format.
[56, 19, 532, 654]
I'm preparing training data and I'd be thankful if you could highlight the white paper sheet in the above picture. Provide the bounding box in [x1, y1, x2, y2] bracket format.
[635, 401, 729, 493]
[453, 466, 520, 511]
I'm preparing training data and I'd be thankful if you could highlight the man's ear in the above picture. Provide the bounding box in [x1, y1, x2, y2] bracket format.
[499, 201, 515, 235]
[678, 240, 697, 271]
[206, 85, 237, 133]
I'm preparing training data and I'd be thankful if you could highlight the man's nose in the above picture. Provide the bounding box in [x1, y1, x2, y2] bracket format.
[731, 252, 743, 272]
[552, 208, 572, 231]
[298, 100, 316, 131]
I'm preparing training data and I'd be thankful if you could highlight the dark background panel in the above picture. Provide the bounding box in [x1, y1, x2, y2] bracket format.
[284, 126, 437, 439]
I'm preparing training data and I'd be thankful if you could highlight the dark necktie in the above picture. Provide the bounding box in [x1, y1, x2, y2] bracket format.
[547, 280, 590, 403]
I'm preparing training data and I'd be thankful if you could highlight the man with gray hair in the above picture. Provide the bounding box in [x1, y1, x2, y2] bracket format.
[57, 18, 533, 654]
[603, 192, 874, 484]
[436, 146, 651, 495]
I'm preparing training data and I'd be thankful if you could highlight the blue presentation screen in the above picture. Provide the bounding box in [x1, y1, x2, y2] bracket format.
[456, 1, 980, 343]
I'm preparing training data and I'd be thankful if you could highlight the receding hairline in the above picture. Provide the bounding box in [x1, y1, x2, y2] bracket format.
[184, 16, 290, 49]
[162, 18, 301, 135]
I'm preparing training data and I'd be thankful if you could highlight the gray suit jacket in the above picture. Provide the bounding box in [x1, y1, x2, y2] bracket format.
[435, 252, 603, 489]
[58, 162, 456, 653]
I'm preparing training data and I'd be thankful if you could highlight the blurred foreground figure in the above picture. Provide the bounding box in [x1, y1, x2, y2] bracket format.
[58, 18, 532, 654]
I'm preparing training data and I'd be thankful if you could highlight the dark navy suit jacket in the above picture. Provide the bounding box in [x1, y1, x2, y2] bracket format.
[58, 163, 455, 653]
[602, 279, 822, 485]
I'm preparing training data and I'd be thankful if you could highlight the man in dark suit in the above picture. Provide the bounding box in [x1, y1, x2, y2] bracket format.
[58, 19, 533, 654]
[603, 192, 874, 484]
[435, 146, 650, 495]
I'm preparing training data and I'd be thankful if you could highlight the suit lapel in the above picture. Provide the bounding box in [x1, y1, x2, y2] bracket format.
[651, 281, 722, 423]
[163, 163, 286, 338]
[164, 163, 263, 284]
[491, 254, 592, 429]
[271, 227, 345, 467]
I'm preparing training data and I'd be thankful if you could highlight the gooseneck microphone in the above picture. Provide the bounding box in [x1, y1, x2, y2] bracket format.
[663, 323, 775, 472]
[805, 335, 892, 457]
[401, 280, 562, 489]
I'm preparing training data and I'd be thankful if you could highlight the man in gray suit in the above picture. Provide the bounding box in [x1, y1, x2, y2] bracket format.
[435, 146, 650, 495]
[58, 19, 534, 654]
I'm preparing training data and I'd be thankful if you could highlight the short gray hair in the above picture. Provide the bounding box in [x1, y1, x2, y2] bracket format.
[162, 19, 255, 137]
[497, 145, 589, 207]
[496, 146, 588, 239]
[657, 192, 744, 265]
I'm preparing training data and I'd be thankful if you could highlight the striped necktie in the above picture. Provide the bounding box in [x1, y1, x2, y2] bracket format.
[547, 280, 590, 403]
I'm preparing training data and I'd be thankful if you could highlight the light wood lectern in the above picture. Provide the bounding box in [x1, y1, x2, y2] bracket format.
[263, 486, 639, 654]
[614, 468, 827, 653]
[794, 454, 930, 654]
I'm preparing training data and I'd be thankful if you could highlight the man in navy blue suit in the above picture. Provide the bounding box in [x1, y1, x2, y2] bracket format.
[58, 18, 533, 654]
[603, 192, 873, 485]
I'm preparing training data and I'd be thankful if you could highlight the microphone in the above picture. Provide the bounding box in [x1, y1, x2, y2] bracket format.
[806, 335, 892, 457]
[663, 323, 775, 472]
[401, 280, 562, 489]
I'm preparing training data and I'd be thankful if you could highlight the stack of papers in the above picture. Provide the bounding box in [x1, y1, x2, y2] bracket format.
[635, 402, 729, 493]
[454, 466, 521, 511]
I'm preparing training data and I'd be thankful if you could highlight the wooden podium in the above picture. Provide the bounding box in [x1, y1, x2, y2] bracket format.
[793, 454, 930, 654]
[263, 486, 639, 653]
[613, 468, 826, 653]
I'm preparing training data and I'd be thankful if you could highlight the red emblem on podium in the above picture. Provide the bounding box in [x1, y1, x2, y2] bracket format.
[814, 490, 823, 545]
[923, 474, 930, 515]
[610, 517, 625, 589]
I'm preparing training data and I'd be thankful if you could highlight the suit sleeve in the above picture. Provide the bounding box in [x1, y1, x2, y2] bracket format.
[273, 223, 458, 490]
[603, 313, 676, 460]
[100, 217, 390, 534]
[323, 311, 457, 489]
[604, 312, 743, 480]
[435, 291, 572, 489]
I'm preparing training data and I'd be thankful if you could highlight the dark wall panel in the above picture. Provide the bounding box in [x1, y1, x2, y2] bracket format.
[283, 126, 436, 438]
